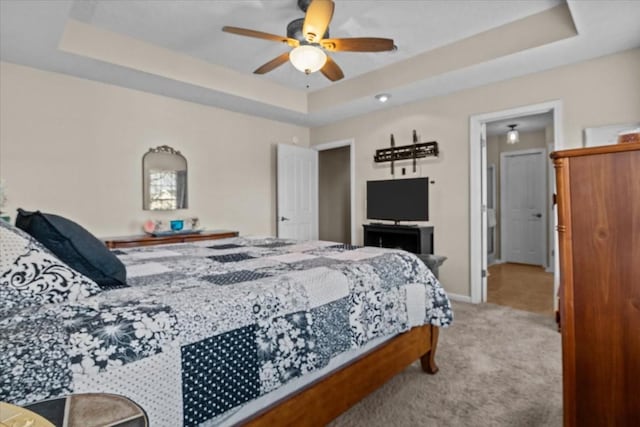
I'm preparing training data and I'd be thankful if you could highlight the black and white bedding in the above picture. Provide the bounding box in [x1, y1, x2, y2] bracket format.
[1, 221, 452, 426]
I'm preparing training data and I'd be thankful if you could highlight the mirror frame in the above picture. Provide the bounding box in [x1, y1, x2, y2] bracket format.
[142, 145, 188, 211]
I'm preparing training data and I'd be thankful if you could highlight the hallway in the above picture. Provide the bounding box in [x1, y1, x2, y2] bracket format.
[487, 263, 554, 316]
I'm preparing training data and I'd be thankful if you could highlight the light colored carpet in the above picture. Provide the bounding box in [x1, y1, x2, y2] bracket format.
[331, 302, 562, 427]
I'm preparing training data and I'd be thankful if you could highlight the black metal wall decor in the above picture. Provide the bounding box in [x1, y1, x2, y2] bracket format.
[374, 130, 438, 175]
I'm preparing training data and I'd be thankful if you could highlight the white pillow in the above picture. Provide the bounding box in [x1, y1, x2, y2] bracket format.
[0, 220, 101, 313]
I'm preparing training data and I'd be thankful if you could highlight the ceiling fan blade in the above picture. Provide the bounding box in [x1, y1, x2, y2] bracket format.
[254, 52, 291, 75]
[303, 0, 334, 43]
[222, 26, 299, 47]
[320, 55, 344, 82]
[320, 37, 395, 52]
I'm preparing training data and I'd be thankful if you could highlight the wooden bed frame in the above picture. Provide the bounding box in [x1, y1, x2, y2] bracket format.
[244, 324, 440, 426]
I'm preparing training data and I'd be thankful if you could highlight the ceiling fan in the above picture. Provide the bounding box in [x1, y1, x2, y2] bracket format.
[222, 0, 395, 82]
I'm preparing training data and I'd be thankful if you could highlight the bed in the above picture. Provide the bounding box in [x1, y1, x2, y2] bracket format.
[0, 220, 453, 426]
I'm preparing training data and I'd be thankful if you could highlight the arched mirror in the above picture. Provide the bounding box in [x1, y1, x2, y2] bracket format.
[142, 145, 188, 210]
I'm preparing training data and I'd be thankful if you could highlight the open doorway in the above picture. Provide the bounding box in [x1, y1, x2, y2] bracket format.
[484, 114, 554, 315]
[315, 139, 356, 245]
[469, 100, 563, 315]
[318, 146, 350, 243]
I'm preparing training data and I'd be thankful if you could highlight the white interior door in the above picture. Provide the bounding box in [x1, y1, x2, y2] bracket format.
[487, 164, 497, 266]
[277, 143, 318, 240]
[501, 149, 546, 266]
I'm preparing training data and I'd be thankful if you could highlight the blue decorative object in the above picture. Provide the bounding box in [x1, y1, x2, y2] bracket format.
[170, 220, 184, 231]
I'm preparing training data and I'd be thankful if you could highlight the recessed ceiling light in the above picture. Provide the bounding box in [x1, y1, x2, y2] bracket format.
[375, 93, 391, 103]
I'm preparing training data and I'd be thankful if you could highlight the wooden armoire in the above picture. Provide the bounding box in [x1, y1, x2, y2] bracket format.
[551, 142, 640, 426]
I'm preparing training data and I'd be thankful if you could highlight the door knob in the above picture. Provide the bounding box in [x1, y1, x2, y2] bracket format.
[280, 216, 290, 222]
[533, 213, 542, 218]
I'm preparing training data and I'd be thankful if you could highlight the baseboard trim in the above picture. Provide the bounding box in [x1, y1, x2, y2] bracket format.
[448, 293, 473, 303]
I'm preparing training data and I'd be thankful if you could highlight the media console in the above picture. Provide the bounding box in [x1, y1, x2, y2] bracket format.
[363, 223, 434, 255]
[363, 224, 446, 278]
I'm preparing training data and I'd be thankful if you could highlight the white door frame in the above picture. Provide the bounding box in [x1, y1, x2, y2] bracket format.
[469, 100, 563, 304]
[500, 148, 547, 267]
[314, 139, 356, 245]
[480, 123, 488, 303]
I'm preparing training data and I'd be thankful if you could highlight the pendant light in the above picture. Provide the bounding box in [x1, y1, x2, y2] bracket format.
[506, 124, 519, 144]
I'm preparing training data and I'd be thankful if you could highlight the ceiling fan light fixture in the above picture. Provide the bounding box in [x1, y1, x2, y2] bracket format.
[506, 124, 520, 144]
[223, 0, 393, 83]
[289, 45, 327, 74]
[375, 93, 391, 103]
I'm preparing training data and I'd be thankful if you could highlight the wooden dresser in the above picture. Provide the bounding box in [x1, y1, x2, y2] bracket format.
[103, 230, 239, 249]
[551, 142, 640, 426]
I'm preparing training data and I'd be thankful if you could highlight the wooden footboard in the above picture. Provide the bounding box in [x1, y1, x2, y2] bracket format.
[243, 324, 439, 426]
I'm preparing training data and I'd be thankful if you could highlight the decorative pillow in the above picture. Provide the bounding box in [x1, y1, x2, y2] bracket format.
[0, 220, 101, 315]
[15, 209, 127, 289]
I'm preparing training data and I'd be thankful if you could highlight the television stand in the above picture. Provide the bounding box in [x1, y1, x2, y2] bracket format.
[363, 223, 433, 255]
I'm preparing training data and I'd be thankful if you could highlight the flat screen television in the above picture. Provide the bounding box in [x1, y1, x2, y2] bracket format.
[367, 177, 429, 222]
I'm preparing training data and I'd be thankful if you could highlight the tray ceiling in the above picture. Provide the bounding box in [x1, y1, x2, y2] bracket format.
[1, 1, 639, 126]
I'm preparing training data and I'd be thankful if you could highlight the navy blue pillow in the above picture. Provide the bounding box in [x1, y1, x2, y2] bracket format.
[15, 209, 127, 289]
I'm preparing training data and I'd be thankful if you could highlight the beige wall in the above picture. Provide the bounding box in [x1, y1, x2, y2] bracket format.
[319, 146, 350, 243]
[0, 62, 310, 237]
[1, 48, 638, 298]
[310, 48, 640, 297]
[486, 129, 547, 262]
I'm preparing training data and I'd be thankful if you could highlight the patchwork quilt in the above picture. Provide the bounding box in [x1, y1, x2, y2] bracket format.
[0, 237, 453, 426]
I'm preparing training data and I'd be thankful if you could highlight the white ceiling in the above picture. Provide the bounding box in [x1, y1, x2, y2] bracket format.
[68, 0, 562, 91]
[486, 112, 554, 137]
[1, 0, 639, 127]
